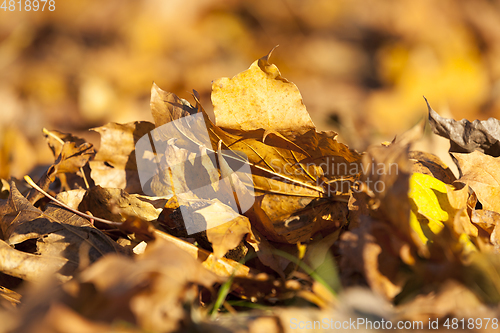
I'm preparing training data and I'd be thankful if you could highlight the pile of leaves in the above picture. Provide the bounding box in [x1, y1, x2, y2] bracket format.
[1, 52, 500, 332]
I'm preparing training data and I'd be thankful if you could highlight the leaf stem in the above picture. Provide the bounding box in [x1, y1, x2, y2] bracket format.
[23, 175, 122, 226]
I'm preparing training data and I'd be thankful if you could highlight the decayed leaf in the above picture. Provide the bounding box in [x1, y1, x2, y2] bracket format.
[427, 99, 500, 156]
[212, 50, 315, 137]
[0, 182, 121, 281]
[89, 121, 155, 194]
[453, 150, 500, 211]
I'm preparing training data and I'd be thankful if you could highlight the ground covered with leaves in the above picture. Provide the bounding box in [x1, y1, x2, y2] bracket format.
[1, 52, 500, 332]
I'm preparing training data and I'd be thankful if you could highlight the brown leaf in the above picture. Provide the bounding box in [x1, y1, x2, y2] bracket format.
[145, 80, 360, 244]
[154, 228, 252, 278]
[428, 99, 500, 156]
[150, 82, 197, 127]
[453, 150, 500, 211]
[78, 186, 165, 224]
[210, 127, 353, 243]
[212, 49, 315, 137]
[54, 189, 86, 210]
[252, 194, 348, 243]
[42, 128, 88, 160]
[89, 121, 155, 194]
[471, 210, 500, 252]
[339, 220, 407, 299]
[0, 182, 121, 281]
[14, 238, 222, 333]
[27, 141, 94, 204]
[201, 201, 251, 259]
[358, 143, 414, 242]
[0, 238, 68, 281]
[409, 151, 456, 184]
[245, 227, 285, 278]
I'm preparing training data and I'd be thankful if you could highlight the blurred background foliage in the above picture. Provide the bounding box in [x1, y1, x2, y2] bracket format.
[1, 0, 500, 179]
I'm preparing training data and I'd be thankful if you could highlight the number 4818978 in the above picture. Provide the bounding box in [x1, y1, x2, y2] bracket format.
[1, 0, 55, 11]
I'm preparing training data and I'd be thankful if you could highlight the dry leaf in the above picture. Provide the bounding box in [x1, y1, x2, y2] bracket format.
[150, 82, 197, 127]
[78, 186, 165, 223]
[409, 151, 456, 184]
[212, 50, 315, 137]
[0, 182, 121, 281]
[27, 141, 94, 204]
[200, 201, 251, 259]
[90, 121, 155, 194]
[453, 151, 500, 211]
[428, 99, 500, 156]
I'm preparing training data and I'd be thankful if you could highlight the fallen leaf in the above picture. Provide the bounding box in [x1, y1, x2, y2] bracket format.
[78, 186, 165, 223]
[212, 49, 315, 137]
[150, 82, 197, 128]
[144, 74, 361, 243]
[339, 220, 408, 299]
[13, 238, 223, 333]
[154, 228, 252, 278]
[0, 239, 68, 281]
[90, 121, 155, 194]
[471, 210, 500, 252]
[245, 227, 285, 278]
[427, 99, 500, 156]
[0, 182, 121, 281]
[200, 205, 251, 259]
[0, 179, 9, 200]
[409, 150, 456, 184]
[42, 128, 88, 159]
[453, 150, 500, 211]
[42, 128, 94, 191]
[27, 141, 95, 204]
